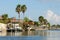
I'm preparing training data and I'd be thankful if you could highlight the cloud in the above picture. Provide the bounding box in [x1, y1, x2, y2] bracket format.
[45, 10, 60, 24]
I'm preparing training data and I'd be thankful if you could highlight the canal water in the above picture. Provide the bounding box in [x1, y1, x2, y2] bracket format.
[0, 30, 60, 40]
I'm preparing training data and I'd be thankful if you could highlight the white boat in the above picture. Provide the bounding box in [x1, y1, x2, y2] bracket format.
[14, 26, 23, 31]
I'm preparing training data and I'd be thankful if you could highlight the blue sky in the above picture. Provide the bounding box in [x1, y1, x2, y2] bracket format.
[0, 0, 60, 24]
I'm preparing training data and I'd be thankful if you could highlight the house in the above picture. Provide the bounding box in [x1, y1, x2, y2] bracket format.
[0, 23, 7, 32]
[23, 20, 34, 27]
[0, 16, 23, 24]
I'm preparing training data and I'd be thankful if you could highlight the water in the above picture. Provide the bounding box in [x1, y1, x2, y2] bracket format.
[0, 30, 60, 40]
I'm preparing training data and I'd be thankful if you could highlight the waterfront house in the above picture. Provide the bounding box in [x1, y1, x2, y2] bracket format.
[7, 17, 23, 31]
[0, 23, 7, 32]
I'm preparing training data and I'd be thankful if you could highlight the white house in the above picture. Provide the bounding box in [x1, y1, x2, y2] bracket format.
[0, 23, 7, 32]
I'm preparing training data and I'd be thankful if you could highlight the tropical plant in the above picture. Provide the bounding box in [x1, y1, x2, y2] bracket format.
[16, 4, 21, 20]
[2, 14, 8, 23]
[16, 4, 27, 20]
[39, 16, 44, 25]
[21, 5, 27, 15]
[43, 19, 48, 25]
[47, 22, 50, 29]
[16, 4, 27, 26]
[21, 5, 27, 27]
[24, 17, 29, 22]
[8, 18, 12, 23]
[56, 24, 60, 28]
[34, 21, 39, 26]
[2, 14, 8, 19]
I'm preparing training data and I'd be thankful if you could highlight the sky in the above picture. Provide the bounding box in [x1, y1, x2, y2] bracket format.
[0, 0, 60, 25]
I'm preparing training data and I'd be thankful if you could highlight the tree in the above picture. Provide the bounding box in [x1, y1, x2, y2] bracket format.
[23, 17, 29, 31]
[2, 14, 8, 19]
[39, 16, 44, 25]
[16, 4, 21, 20]
[16, 4, 27, 20]
[2, 14, 8, 23]
[21, 5, 27, 24]
[16, 4, 27, 26]
[34, 21, 39, 26]
[8, 18, 12, 23]
[28, 20, 34, 25]
[47, 23, 50, 29]
[21, 5, 27, 31]
[21, 5, 27, 15]
[16, 4, 21, 27]
[43, 19, 48, 25]
[16, 4, 27, 31]
[24, 17, 29, 22]
[57, 24, 60, 28]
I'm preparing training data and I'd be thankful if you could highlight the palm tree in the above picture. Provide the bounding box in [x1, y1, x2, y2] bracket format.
[43, 19, 47, 25]
[21, 5, 27, 18]
[16, 4, 21, 26]
[16, 4, 21, 20]
[16, 4, 27, 31]
[39, 16, 44, 25]
[16, 4, 27, 22]
[21, 5, 27, 30]
[47, 23, 50, 30]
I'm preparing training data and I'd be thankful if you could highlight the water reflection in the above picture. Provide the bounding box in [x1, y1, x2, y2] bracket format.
[0, 30, 60, 36]
[35, 30, 47, 36]
[46, 30, 60, 40]
[0, 31, 7, 36]
[0, 30, 48, 36]
[0, 30, 60, 40]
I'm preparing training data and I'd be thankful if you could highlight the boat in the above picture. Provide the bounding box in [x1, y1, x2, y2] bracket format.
[14, 26, 23, 32]
[7, 28, 15, 32]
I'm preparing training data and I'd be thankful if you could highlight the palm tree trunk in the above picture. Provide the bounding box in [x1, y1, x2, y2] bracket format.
[23, 13, 24, 19]
[18, 12, 20, 19]
[23, 13, 25, 31]
[18, 13, 20, 26]
[23, 13, 24, 25]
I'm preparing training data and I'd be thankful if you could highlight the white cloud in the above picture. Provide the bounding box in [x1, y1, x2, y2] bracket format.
[45, 10, 60, 24]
